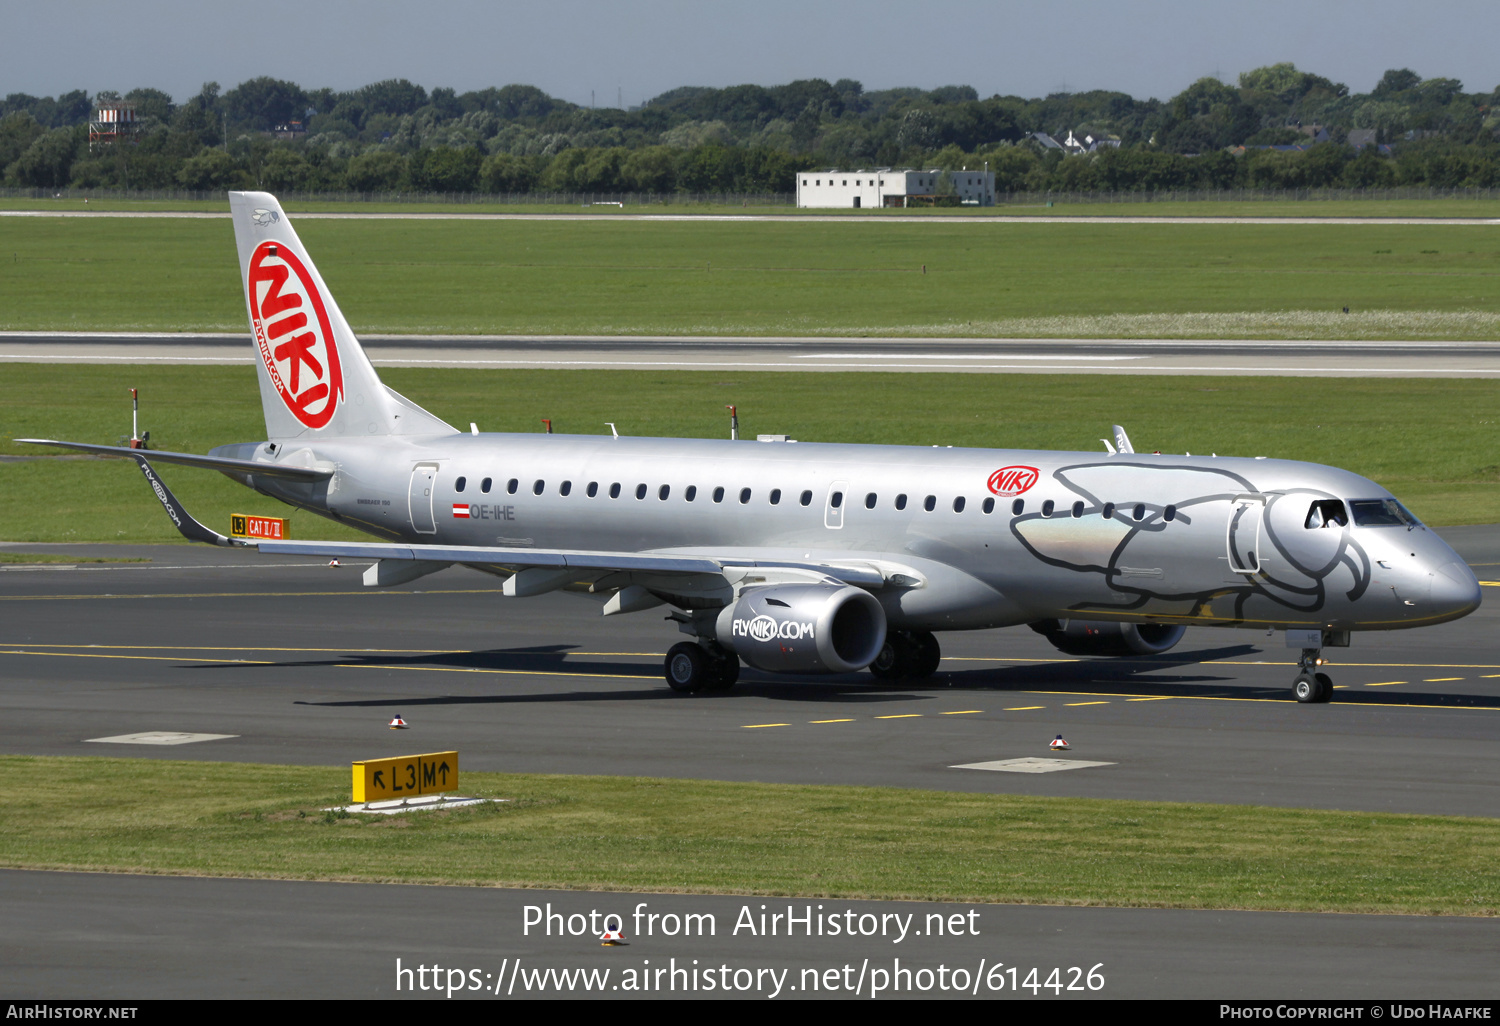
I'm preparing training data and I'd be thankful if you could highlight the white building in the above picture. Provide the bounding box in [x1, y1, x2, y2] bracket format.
[796, 168, 996, 208]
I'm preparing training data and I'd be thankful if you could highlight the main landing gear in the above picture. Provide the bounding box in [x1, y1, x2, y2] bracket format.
[1292, 646, 1333, 704]
[664, 641, 740, 693]
[868, 629, 941, 682]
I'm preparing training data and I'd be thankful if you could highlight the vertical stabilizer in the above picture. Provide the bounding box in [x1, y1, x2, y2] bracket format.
[228, 192, 452, 441]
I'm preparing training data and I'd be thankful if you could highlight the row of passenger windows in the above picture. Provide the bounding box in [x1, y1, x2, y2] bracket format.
[453, 475, 1175, 520]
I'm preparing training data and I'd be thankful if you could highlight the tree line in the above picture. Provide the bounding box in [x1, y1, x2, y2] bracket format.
[2, 65, 1498, 195]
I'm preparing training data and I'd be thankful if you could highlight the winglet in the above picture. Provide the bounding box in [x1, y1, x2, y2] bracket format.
[127, 454, 245, 547]
[1112, 425, 1135, 454]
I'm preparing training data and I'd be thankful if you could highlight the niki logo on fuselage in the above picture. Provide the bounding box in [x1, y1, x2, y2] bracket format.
[248, 240, 343, 429]
[987, 465, 1039, 497]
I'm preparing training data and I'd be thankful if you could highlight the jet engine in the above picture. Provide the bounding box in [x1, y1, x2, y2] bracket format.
[715, 584, 886, 673]
[1029, 618, 1186, 657]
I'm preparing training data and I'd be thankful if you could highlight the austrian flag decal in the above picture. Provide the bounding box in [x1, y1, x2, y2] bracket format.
[987, 465, 1040, 497]
[248, 241, 343, 429]
[452, 504, 471, 518]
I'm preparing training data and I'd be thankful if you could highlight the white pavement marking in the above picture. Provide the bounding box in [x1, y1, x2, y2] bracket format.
[85, 731, 239, 745]
[951, 757, 1116, 773]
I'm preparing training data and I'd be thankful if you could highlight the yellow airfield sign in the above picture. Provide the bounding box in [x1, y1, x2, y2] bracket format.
[353, 751, 458, 803]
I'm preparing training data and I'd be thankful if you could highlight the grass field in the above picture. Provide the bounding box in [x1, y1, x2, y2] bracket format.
[2, 365, 1497, 542]
[2, 216, 1499, 338]
[4, 196, 1500, 219]
[1, 756, 1496, 914]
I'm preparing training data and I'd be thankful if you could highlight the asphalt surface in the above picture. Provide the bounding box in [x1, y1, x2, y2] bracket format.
[1, 525, 1497, 816]
[5, 332, 1500, 376]
[2, 529, 1496, 999]
[5, 871, 1497, 999]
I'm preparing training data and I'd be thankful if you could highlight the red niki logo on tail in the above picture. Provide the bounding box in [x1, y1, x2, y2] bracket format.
[248, 240, 343, 429]
[987, 465, 1040, 496]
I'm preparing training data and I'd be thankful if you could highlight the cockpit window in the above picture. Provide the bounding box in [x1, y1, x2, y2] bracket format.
[1349, 498, 1420, 528]
[1304, 499, 1348, 529]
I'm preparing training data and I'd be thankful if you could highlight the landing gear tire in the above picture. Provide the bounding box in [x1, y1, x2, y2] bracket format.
[702, 650, 740, 692]
[1293, 672, 1333, 703]
[869, 630, 941, 682]
[1314, 672, 1334, 703]
[665, 642, 709, 693]
[910, 631, 941, 679]
[869, 632, 914, 681]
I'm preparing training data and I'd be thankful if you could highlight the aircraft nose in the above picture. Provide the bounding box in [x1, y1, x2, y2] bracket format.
[1431, 560, 1482, 620]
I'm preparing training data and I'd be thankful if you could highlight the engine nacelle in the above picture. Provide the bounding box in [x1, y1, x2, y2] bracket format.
[1030, 618, 1187, 657]
[716, 584, 886, 674]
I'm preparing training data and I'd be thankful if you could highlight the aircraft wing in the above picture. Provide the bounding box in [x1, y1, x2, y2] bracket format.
[16, 439, 332, 481]
[258, 538, 893, 589]
[259, 539, 724, 576]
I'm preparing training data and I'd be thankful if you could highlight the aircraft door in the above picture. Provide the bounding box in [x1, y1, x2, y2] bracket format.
[1226, 493, 1266, 574]
[408, 463, 439, 534]
[824, 481, 848, 529]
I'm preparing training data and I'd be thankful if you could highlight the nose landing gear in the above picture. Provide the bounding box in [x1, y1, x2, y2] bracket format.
[1292, 647, 1333, 703]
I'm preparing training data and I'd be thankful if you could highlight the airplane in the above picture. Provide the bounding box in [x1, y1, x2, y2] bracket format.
[21, 192, 1482, 704]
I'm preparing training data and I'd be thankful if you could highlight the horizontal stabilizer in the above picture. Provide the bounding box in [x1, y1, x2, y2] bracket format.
[17, 439, 332, 481]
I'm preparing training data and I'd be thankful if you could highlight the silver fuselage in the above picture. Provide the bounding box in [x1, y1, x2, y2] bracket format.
[217, 431, 1482, 634]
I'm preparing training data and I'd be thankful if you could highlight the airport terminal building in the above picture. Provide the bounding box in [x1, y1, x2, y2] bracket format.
[796, 168, 996, 208]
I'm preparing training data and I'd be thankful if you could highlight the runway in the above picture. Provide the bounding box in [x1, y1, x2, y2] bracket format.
[3, 208, 1498, 225]
[5, 332, 1500, 376]
[1, 526, 1497, 817]
[2, 531, 1497, 998]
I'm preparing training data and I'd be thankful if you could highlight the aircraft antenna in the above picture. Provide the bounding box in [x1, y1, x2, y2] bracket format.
[726, 405, 739, 441]
[605, 422, 618, 439]
[542, 419, 553, 434]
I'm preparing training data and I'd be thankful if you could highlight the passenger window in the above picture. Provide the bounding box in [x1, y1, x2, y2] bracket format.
[455, 476, 466, 493]
[609, 483, 621, 499]
[1305, 499, 1348, 528]
[635, 483, 647, 499]
[1103, 502, 1115, 519]
[895, 494, 908, 510]
[1072, 500, 1084, 518]
[713, 487, 725, 503]
[685, 485, 697, 502]
[481, 478, 492, 494]
[770, 488, 781, 505]
[507, 478, 518, 494]
[533, 480, 545, 495]
[923, 495, 936, 512]
[658, 484, 670, 500]
[1041, 500, 1054, 517]
[1163, 504, 1176, 522]
[831, 491, 844, 509]
[740, 487, 752, 504]
[1133, 503, 1146, 521]
[953, 496, 966, 513]
[799, 490, 813, 506]
[1012, 499, 1024, 515]
[560, 480, 572, 496]
[587, 481, 599, 497]
[865, 492, 877, 509]
[982, 497, 994, 514]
